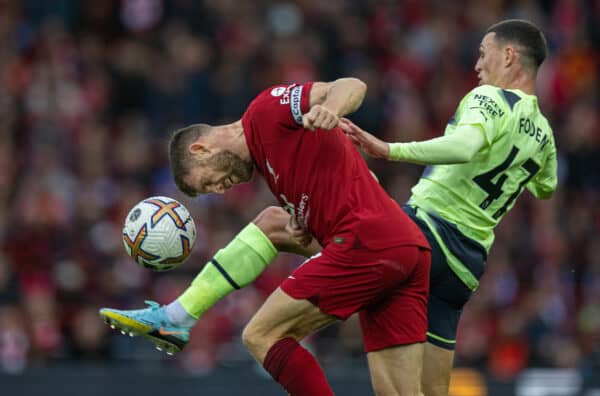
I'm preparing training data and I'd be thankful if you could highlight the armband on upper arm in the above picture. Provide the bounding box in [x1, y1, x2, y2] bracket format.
[290, 85, 304, 125]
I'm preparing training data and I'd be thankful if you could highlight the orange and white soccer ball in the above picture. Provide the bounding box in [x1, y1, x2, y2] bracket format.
[123, 196, 196, 271]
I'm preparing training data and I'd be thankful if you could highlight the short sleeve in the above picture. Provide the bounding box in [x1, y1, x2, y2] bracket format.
[455, 85, 507, 146]
[243, 82, 314, 130]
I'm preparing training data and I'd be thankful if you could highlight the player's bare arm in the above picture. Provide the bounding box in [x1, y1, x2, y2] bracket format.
[302, 78, 366, 131]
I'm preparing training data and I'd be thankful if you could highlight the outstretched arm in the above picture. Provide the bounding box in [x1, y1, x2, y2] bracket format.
[339, 118, 486, 165]
[302, 78, 367, 131]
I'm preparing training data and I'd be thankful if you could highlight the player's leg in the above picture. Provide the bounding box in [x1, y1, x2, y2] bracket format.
[366, 343, 425, 396]
[174, 206, 316, 321]
[401, 205, 484, 396]
[420, 290, 467, 396]
[242, 241, 429, 396]
[422, 342, 454, 396]
[419, 247, 479, 396]
[99, 206, 319, 354]
[359, 245, 431, 396]
[242, 287, 338, 396]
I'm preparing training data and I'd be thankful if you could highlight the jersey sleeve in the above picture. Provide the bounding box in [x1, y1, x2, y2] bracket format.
[244, 82, 314, 130]
[454, 85, 508, 146]
[388, 125, 485, 164]
[526, 145, 557, 199]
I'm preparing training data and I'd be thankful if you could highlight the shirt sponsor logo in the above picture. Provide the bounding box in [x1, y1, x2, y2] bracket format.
[290, 85, 303, 125]
[297, 193, 310, 229]
[279, 192, 310, 230]
[471, 94, 505, 121]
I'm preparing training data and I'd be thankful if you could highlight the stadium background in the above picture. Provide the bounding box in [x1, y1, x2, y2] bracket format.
[0, 0, 598, 395]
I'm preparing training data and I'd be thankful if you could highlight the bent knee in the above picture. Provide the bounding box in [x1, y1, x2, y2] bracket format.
[242, 320, 275, 352]
[241, 321, 261, 352]
[242, 321, 283, 363]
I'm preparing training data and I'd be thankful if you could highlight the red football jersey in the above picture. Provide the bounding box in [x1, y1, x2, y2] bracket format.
[241, 82, 428, 250]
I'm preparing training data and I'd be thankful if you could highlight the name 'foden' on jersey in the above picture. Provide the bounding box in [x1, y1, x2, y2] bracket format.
[518, 117, 550, 151]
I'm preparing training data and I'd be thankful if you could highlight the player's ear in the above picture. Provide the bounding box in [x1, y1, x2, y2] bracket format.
[504, 45, 517, 67]
[189, 141, 210, 157]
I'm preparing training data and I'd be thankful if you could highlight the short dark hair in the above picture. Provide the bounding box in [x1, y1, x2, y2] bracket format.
[168, 123, 211, 196]
[486, 19, 548, 70]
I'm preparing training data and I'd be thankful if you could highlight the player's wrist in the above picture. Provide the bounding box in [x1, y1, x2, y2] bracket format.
[387, 142, 404, 161]
[382, 142, 391, 159]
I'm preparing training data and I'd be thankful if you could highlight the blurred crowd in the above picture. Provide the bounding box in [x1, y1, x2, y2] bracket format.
[0, 0, 598, 382]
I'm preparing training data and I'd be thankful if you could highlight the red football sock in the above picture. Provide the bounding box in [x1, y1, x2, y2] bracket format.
[263, 338, 335, 396]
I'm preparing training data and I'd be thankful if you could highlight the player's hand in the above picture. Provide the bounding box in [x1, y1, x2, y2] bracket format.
[285, 215, 313, 247]
[339, 118, 390, 159]
[302, 105, 339, 131]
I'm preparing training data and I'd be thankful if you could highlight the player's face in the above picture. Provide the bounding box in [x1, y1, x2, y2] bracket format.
[475, 33, 504, 86]
[185, 150, 253, 195]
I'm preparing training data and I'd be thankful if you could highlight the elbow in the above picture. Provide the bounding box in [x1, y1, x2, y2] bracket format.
[342, 77, 367, 97]
[356, 78, 367, 92]
[354, 78, 367, 110]
[339, 77, 367, 114]
[355, 78, 367, 97]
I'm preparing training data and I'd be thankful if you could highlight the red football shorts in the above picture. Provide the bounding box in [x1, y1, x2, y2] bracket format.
[280, 241, 431, 352]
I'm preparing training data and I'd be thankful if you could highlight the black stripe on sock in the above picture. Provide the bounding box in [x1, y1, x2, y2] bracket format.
[211, 258, 240, 290]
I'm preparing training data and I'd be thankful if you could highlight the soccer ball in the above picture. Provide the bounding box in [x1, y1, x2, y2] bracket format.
[122, 196, 196, 272]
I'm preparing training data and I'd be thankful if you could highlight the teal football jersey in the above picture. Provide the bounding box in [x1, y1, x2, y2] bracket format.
[409, 85, 557, 254]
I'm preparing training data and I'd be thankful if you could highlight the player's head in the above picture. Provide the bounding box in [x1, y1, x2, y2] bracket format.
[169, 123, 253, 196]
[475, 19, 547, 86]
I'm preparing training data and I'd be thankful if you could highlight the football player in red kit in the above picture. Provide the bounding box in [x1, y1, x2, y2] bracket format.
[104, 78, 431, 396]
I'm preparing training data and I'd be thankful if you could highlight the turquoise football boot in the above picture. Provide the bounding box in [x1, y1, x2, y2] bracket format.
[99, 301, 190, 355]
